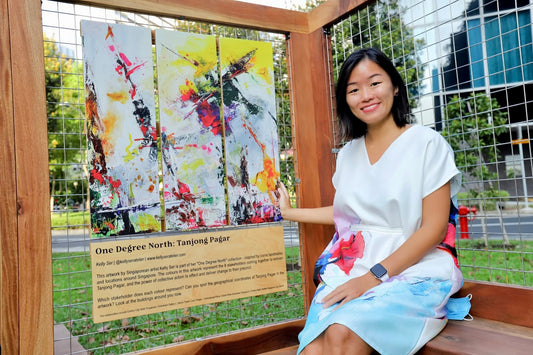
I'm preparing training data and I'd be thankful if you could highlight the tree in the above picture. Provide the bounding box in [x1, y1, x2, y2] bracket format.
[293, 0, 326, 11]
[44, 35, 86, 210]
[330, 0, 427, 110]
[442, 92, 508, 197]
[442, 92, 509, 245]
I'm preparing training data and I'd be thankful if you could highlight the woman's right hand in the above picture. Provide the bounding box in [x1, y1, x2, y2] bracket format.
[276, 181, 292, 216]
[276, 181, 334, 224]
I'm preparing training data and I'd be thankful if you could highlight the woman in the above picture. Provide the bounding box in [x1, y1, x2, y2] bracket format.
[277, 48, 463, 354]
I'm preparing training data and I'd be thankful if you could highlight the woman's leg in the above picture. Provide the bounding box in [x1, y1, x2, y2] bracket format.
[323, 324, 373, 355]
[299, 334, 325, 355]
[300, 324, 373, 355]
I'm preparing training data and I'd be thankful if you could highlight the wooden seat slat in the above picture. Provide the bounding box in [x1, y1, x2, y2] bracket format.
[420, 318, 533, 355]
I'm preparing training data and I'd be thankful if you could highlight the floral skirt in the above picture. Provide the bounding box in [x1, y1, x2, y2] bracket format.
[297, 225, 463, 355]
[298, 276, 453, 355]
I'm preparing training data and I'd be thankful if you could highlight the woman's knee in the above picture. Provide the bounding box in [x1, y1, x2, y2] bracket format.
[324, 323, 356, 344]
[324, 324, 373, 354]
[300, 334, 324, 355]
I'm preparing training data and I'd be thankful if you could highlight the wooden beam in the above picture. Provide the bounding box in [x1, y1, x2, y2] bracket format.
[61, 0, 309, 34]
[287, 29, 336, 308]
[308, 0, 373, 33]
[6, 0, 54, 353]
[457, 281, 533, 328]
[0, 0, 18, 352]
[144, 319, 305, 354]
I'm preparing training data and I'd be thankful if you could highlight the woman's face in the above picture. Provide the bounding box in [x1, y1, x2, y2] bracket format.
[345, 59, 398, 129]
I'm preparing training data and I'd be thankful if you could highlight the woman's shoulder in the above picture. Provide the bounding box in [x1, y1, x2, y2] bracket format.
[339, 136, 364, 153]
[408, 125, 448, 145]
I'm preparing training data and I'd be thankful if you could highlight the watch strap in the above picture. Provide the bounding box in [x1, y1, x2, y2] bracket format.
[370, 263, 389, 282]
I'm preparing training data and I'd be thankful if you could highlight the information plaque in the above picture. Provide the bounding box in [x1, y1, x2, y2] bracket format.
[90, 226, 287, 323]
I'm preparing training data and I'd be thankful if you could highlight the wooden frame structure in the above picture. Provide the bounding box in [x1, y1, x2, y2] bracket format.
[3, 1, 533, 354]
[1, 0, 372, 353]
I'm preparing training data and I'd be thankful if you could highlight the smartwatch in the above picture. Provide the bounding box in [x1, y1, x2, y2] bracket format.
[370, 263, 389, 282]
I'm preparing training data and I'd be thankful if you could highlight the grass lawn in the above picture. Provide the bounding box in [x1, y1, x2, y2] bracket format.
[53, 241, 532, 354]
[53, 246, 304, 354]
[457, 239, 533, 286]
[51, 211, 89, 229]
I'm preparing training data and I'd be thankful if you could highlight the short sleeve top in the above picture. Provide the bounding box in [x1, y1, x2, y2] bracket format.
[332, 125, 461, 238]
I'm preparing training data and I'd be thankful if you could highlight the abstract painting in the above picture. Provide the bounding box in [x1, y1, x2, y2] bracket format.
[82, 20, 161, 238]
[155, 30, 227, 230]
[219, 37, 281, 225]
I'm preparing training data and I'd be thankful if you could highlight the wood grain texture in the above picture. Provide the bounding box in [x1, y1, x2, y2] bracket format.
[457, 281, 533, 328]
[308, 0, 372, 32]
[0, 0, 18, 352]
[141, 319, 305, 355]
[7, 0, 54, 353]
[287, 29, 337, 309]
[420, 318, 533, 355]
[64, 0, 308, 33]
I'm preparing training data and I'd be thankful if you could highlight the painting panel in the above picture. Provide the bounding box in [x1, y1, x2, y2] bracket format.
[219, 37, 281, 225]
[155, 30, 227, 230]
[82, 20, 161, 238]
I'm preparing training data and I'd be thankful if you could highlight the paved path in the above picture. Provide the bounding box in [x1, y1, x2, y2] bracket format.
[54, 324, 87, 355]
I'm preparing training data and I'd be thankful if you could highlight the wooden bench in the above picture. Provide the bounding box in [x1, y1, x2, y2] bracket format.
[262, 281, 533, 355]
[418, 281, 533, 355]
[159, 281, 532, 354]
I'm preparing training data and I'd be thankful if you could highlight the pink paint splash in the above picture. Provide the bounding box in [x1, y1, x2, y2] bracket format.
[329, 231, 366, 275]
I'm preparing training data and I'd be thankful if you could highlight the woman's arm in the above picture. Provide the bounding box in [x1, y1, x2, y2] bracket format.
[277, 182, 334, 225]
[380, 182, 450, 276]
[322, 182, 451, 309]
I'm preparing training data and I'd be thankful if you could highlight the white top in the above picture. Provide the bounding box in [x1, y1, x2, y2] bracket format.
[332, 124, 461, 238]
[304, 125, 464, 355]
[319, 125, 462, 288]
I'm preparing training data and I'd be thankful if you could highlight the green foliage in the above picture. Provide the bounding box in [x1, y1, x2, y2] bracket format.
[457, 190, 510, 210]
[331, 0, 426, 110]
[442, 92, 508, 201]
[292, 0, 326, 11]
[53, 250, 304, 354]
[44, 35, 86, 208]
[457, 239, 533, 286]
[51, 211, 89, 228]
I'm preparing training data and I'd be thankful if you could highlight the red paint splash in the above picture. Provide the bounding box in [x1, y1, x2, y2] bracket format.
[180, 80, 222, 136]
[105, 25, 114, 40]
[167, 180, 207, 228]
[329, 231, 366, 275]
[90, 168, 105, 184]
[119, 52, 132, 66]
[197, 99, 222, 135]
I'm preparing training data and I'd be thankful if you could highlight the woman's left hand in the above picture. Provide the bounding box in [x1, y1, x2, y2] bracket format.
[321, 272, 381, 310]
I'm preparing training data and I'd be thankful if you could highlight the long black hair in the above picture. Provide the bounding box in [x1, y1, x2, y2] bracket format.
[335, 48, 412, 140]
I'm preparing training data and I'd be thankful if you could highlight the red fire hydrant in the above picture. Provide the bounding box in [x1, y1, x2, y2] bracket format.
[458, 205, 477, 239]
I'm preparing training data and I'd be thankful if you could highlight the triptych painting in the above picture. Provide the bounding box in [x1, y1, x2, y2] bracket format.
[82, 21, 280, 238]
[82, 21, 161, 238]
[155, 30, 227, 230]
[219, 38, 280, 225]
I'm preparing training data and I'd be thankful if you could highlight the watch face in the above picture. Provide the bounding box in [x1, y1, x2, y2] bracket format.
[371, 264, 387, 278]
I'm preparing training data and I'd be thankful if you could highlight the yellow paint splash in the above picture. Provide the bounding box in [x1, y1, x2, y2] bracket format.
[220, 37, 274, 85]
[101, 112, 119, 155]
[179, 79, 198, 96]
[137, 213, 160, 231]
[252, 154, 280, 193]
[106, 91, 129, 104]
[124, 134, 137, 163]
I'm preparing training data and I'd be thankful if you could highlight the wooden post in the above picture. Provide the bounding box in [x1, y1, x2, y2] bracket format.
[287, 29, 337, 309]
[0, 0, 17, 351]
[1, 0, 53, 353]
